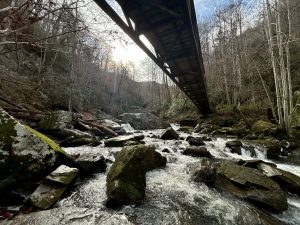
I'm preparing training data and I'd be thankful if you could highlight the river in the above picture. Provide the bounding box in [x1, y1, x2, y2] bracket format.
[4, 125, 300, 225]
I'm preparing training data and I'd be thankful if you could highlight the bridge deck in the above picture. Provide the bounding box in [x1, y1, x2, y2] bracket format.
[94, 0, 210, 113]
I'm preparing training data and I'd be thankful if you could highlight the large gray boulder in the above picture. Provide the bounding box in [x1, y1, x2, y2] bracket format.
[0, 107, 63, 182]
[191, 159, 288, 213]
[106, 145, 166, 208]
[119, 113, 169, 130]
[39, 110, 77, 131]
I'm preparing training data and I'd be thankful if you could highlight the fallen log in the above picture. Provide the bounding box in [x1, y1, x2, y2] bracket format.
[78, 119, 118, 137]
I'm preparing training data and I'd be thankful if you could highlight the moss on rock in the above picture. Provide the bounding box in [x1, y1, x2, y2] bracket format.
[106, 145, 166, 208]
[0, 107, 64, 181]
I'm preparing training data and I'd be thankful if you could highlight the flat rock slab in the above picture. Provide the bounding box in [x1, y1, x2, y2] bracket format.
[104, 134, 144, 147]
[0, 206, 134, 225]
[30, 165, 78, 209]
[191, 159, 288, 213]
[258, 163, 300, 195]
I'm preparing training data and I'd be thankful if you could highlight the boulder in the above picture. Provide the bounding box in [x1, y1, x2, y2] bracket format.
[39, 110, 77, 131]
[0, 107, 64, 182]
[252, 139, 282, 159]
[225, 140, 242, 155]
[160, 127, 179, 140]
[106, 145, 166, 208]
[29, 165, 78, 209]
[258, 163, 300, 195]
[251, 120, 285, 138]
[162, 148, 170, 153]
[104, 134, 144, 147]
[76, 153, 107, 174]
[191, 159, 288, 213]
[188, 137, 205, 146]
[119, 113, 169, 130]
[182, 146, 212, 158]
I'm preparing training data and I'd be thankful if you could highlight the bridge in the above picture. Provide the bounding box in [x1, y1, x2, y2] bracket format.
[94, 0, 210, 113]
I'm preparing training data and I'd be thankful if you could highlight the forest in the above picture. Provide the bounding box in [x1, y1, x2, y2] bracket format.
[0, 0, 300, 224]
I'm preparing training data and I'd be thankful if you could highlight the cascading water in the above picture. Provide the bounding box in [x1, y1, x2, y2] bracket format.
[4, 127, 300, 225]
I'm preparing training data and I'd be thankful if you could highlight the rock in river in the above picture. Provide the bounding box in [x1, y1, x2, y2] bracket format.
[76, 152, 107, 174]
[225, 140, 242, 155]
[29, 165, 78, 209]
[106, 145, 166, 208]
[258, 163, 300, 195]
[182, 146, 212, 158]
[104, 134, 145, 147]
[252, 139, 282, 159]
[191, 159, 288, 213]
[188, 137, 205, 146]
[160, 127, 179, 140]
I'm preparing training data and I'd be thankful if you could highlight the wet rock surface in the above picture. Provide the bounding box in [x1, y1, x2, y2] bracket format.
[251, 139, 282, 159]
[29, 165, 78, 209]
[160, 127, 179, 140]
[106, 145, 166, 208]
[188, 137, 205, 146]
[76, 153, 107, 174]
[191, 159, 288, 213]
[182, 146, 212, 158]
[258, 163, 300, 195]
[225, 140, 242, 155]
[104, 134, 145, 147]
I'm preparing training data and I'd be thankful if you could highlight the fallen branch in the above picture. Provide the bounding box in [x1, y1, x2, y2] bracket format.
[79, 119, 118, 137]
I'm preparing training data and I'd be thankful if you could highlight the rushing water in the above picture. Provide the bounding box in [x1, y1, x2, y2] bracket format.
[4, 125, 300, 225]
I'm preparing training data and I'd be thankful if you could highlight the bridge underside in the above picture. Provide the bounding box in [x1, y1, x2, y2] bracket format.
[94, 0, 210, 113]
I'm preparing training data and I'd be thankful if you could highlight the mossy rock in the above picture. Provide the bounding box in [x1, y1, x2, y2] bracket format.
[251, 120, 286, 139]
[251, 139, 281, 159]
[0, 107, 65, 180]
[30, 165, 78, 209]
[39, 110, 75, 131]
[106, 145, 166, 208]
